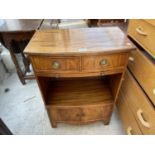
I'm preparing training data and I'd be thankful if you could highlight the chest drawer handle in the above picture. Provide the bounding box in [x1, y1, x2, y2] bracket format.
[136, 28, 148, 36]
[126, 126, 133, 135]
[129, 57, 134, 62]
[100, 59, 108, 66]
[52, 61, 60, 69]
[137, 109, 150, 128]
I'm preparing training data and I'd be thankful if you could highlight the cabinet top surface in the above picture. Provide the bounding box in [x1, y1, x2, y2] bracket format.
[24, 27, 135, 55]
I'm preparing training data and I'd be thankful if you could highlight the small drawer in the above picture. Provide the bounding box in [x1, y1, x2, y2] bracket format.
[117, 91, 142, 135]
[47, 104, 113, 124]
[128, 19, 155, 58]
[31, 56, 80, 73]
[82, 53, 129, 72]
[128, 49, 155, 106]
[121, 70, 155, 135]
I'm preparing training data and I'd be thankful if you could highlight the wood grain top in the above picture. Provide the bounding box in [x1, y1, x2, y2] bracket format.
[24, 27, 136, 55]
[0, 19, 43, 32]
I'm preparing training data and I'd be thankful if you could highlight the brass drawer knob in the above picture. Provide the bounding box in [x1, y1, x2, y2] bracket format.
[52, 61, 60, 69]
[100, 59, 108, 66]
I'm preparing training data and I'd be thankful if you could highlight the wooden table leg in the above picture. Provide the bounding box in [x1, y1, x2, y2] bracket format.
[1, 31, 35, 85]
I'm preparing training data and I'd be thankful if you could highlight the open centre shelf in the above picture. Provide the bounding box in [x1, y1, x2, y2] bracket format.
[37, 74, 122, 107]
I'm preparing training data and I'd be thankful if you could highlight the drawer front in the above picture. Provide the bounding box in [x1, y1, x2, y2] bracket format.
[121, 70, 155, 135]
[117, 91, 142, 135]
[48, 104, 113, 124]
[31, 56, 80, 73]
[128, 19, 155, 58]
[82, 53, 129, 72]
[128, 49, 155, 106]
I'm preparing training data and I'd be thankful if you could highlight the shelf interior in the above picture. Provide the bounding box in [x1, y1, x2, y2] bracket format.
[45, 77, 114, 106]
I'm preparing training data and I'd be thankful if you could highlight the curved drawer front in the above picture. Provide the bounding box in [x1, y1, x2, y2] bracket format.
[31, 53, 129, 77]
[128, 49, 155, 106]
[31, 56, 80, 73]
[117, 91, 142, 135]
[82, 53, 128, 72]
[47, 104, 113, 124]
[128, 19, 155, 58]
[121, 70, 155, 135]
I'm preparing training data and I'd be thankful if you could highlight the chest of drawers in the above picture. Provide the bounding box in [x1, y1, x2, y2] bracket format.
[24, 27, 135, 128]
[117, 89, 142, 135]
[117, 19, 155, 135]
[118, 70, 155, 134]
[128, 19, 155, 58]
[128, 49, 155, 106]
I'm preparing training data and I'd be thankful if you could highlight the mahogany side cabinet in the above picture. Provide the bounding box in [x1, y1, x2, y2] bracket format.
[24, 27, 135, 128]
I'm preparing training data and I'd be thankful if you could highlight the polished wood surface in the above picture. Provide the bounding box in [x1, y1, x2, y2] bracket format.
[26, 27, 132, 127]
[30, 52, 129, 77]
[24, 27, 135, 55]
[0, 19, 43, 32]
[120, 70, 155, 135]
[128, 49, 155, 106]
[128, 19, 155, 58]
[31, 56, 80, 72]
[48, 103, 113, 127]
[34, 67, 125, 78]
[81, 53, 128, 72]
[46, 77, 114, 127]
[46, 78, 113, 106]
[117, 90, 142, 135]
